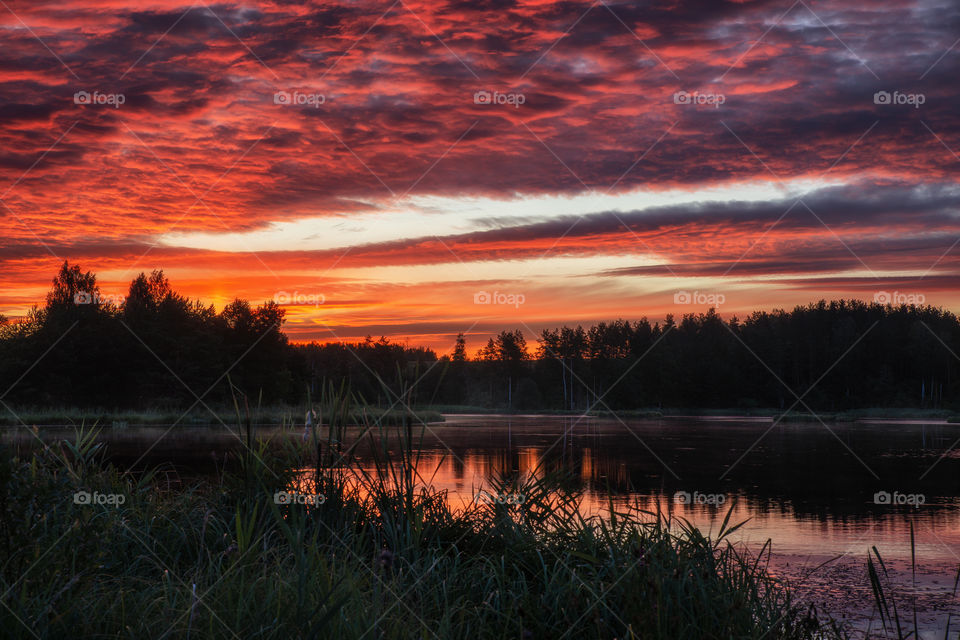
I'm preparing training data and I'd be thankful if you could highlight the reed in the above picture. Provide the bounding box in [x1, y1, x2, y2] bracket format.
[0, 392, 858, 639]
[866, 522, 960, 640]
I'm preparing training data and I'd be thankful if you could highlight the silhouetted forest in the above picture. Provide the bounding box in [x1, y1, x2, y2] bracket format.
[1, 262, 958, 412]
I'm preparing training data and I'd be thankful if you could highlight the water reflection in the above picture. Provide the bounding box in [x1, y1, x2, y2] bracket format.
[333, 415, 960, 635]
[274, 414, 960, 567]
[340, 444, 960, 560]
[6, 415, 959, 631]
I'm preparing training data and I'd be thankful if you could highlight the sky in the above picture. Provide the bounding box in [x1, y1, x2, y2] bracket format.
[1, 0, 958, 352]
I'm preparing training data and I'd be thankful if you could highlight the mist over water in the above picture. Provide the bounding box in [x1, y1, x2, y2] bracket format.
[9, 414, 958, 632]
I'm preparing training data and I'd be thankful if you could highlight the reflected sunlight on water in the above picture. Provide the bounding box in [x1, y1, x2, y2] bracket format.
[8, 414, 960, 634]
[287, 415, 960, 635]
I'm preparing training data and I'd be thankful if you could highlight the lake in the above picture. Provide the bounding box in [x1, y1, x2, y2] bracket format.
[6, 414, 960, 636]
[408, 415, 960, 637]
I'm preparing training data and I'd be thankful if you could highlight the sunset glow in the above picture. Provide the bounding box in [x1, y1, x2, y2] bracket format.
[2, 0, 958, 350]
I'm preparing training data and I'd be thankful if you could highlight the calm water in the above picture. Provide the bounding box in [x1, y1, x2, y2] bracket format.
[386, 416, 960, 636]
[7, 415, 960, 635]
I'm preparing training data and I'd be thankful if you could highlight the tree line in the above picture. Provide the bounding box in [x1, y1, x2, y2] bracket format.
[0, 262, 957, 412]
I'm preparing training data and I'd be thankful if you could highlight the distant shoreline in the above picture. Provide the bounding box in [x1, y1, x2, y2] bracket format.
[1, 405, 957, 427]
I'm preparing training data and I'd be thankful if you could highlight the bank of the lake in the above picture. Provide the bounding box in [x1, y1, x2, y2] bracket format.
[0, 426, 858, 640]
[4, 404, 958, 428]
[3, 412, 958, 636]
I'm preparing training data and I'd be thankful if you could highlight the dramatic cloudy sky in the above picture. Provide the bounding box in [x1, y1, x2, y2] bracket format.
[1, 0, 958, 350]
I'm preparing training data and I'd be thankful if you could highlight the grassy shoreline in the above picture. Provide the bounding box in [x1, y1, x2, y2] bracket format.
[0, 423, 853, 639]
[3, 380, 940, 639]
[430, 405, 959, 422]
[0, 405, 446, 427]
[0, 404, 957, 429]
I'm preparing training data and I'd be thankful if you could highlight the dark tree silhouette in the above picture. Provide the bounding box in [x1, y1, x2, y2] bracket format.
[1, 264, 959, 413]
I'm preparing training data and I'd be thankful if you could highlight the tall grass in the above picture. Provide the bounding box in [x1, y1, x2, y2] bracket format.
[867, 524, 960, 640]
[0, 388, 852, 639]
